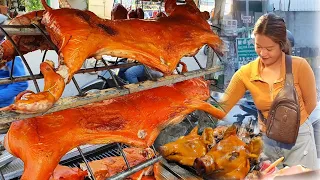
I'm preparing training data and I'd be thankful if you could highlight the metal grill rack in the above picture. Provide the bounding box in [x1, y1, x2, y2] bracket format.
[0, 24, 224, 180]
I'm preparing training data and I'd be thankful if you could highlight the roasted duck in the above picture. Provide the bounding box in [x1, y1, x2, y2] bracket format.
[0, 10, 52, 68]
[4, 77, 225, 180]
[79, 147, 153, 180]
[194, 126, 263, 180]
[0, 0, 222, 114]
[49, 165, 87, 180]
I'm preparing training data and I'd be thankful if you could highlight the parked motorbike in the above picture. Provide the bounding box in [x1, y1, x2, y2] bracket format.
[80, 57, 152, 93]
[80, 57, 128, 93]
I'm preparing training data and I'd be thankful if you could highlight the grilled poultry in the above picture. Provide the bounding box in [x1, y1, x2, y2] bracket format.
[0, 10, 52, 68]
[4, 77, 226, 180]
[49, 165, 87, 180]
[0, 0, 222, 114]
[79, 147, 153, 180]
[194, 125, 263, 180]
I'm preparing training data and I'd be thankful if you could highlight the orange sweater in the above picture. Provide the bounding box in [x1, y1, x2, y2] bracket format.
[221, 52, 317, 131]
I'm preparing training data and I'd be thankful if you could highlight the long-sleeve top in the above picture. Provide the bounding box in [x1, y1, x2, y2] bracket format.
[220, 52, 317, 132]
[0, 57, 28, 108]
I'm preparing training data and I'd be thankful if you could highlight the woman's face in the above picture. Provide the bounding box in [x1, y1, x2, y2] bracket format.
[254, 34, 282, 66]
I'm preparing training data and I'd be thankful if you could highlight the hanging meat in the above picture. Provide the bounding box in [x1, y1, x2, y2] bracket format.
[0, 0, 222, 114]
[79, 147, 154, 180]
[4, 77, 226, 180]
[0, 10, 52, 68]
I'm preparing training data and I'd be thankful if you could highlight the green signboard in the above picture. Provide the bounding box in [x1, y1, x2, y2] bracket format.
[236, 38, 258, 68]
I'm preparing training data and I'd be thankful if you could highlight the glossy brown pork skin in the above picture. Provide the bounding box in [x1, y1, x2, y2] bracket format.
[49, 165, 87, 180]
[41, 0, 221, 78]
[0, 0, 222, 114]
[4, 78, 226, 180]
[79, 147, 153, 180]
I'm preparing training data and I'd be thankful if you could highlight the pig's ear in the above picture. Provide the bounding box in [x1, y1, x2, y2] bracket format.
[190, 126, 199, 135]
[223, 125, 237, 139]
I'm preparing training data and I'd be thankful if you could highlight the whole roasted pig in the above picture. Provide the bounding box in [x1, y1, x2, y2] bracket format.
[0, 0, 222, 114]
[4, 77, 225, 180]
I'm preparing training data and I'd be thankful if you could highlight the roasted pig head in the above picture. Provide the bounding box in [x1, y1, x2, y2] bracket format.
[159, 126, 208, 166]
[194, 125, 263, 180]
[0, 10, 52, 68]
[201, 126, 228, 148]
[4, 78, 226, 180]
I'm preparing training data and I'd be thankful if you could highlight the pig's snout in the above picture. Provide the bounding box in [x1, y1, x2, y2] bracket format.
[194, 155, 215, 175]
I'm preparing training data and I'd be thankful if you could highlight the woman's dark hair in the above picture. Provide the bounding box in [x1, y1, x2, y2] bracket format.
[253, 13, 291, 55]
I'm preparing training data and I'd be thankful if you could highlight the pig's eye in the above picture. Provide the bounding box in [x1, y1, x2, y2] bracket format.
[228, 151, 239, 161]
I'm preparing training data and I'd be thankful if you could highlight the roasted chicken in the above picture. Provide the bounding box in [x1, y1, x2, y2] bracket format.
[4, 77, 225, 180]
[0, 0, 222, 114]
[79, 147, 153, 180]
[49, 165, 87, 180]
[194, 126, 263, 180]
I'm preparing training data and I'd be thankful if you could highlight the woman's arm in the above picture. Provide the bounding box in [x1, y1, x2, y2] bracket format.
[220, 69, 247, 115]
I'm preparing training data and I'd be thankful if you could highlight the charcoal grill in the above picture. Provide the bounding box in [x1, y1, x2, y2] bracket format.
[0, 143, 202, 180]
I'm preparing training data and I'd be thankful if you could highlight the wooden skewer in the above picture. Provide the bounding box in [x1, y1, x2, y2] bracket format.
[261, 157, 285, 175]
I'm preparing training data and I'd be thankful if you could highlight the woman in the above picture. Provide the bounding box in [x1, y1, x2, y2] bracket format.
[220, 13, 317, 169]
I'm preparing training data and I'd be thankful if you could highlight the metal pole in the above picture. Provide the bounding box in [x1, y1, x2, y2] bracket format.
[77, 147, 96, 180]
[246, 0, 250, 37]
[107, 156, 162, 180]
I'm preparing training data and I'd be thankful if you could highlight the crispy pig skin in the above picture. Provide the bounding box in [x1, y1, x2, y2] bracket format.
[49, 165, 87, 180]
[79, 147, 150, 180]
[41, 0, 222, 77]
[0, 0, 222, 114]
[4, 78, 226, 180]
